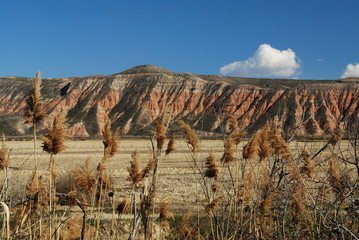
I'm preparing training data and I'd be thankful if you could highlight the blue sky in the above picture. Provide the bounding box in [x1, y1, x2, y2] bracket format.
[1, 0, 358, 79]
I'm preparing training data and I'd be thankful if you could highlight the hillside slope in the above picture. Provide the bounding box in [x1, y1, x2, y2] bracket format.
[1, 65, 358, 138]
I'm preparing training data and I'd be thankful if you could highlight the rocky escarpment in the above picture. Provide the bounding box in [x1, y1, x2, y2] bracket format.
[0, 65, 358, 138]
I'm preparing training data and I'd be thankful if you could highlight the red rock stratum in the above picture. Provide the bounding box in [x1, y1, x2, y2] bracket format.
[1, 65, 358, 138]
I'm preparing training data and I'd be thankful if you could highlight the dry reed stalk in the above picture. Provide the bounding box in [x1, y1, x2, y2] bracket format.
[227, 116, 245, 145]
[42, 110, 68, 155]
[221, 137, 236, 164]
[204, 154, 219, 179]
[329, 124, 343, 147]
[141, 152, 156, 179]
[243, 133, 260, 160]
[299, 148, 314, 178]
[0, 202, 10, 240]
[58, 214, 83, 240]
[23, 72, 47, 171]
[205, 197, 221, 216]
[238, 171, 255, 204]
[102, 115, 119, 160]
[176, 210, 194, 238]
[290, 193, 306, 225]
[0, 134, 9, 170]
[328, 157, 343, 196]
[159, 196, 173, 231]
[127, 151, 143, 186]
[165, 134, 175, 155]
[178, 120, 199, 153]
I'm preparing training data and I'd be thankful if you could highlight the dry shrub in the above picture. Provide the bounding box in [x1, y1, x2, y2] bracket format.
[73, 160, 96, 196]
[56, 171, 76, 194]
[59, 214, 83, 240]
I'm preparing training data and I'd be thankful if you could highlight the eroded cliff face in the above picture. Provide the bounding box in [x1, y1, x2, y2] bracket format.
[0, 65, 358, 138]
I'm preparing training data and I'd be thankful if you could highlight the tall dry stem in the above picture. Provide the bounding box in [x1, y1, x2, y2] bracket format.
[23, 72, 46, 171]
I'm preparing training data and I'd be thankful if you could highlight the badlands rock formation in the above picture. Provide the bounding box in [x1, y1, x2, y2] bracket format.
[0, 65, 358, 138]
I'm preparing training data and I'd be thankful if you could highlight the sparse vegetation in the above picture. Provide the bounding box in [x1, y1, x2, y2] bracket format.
[0, 74, 358, 239]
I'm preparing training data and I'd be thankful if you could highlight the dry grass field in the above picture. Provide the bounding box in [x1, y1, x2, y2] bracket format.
[4, 138, 341, 212]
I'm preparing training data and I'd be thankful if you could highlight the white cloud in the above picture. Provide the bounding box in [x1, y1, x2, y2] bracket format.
[316, 58, 324, 62]
[220, 44, 300, 78]
[341, 63, 359, 78]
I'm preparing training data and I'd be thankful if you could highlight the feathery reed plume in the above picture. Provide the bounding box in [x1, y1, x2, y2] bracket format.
[227, 116, 245, 145]
[42, 110, 68, 155]
[26, 173, 49, 212]
[159, 196, 173, 230]
[159, 196, 173, 220]
[176, 210, 194, 238]
[205, 197, 221, 216]
[211, 183, 220, 194]
[243, 133, 260, 160]
[221, 137, 236, 164]
[178, 120, 199, 153]
[230, 128, 245, 146]
[259, 182, 272, 212]
[102, 115, 119, 159]
[257, 127, 271, 161]
[270, 130, 292, 161]
[0, 134, 9, 170]
[117, 199, 129, 215]
[328, 157, 343, 195]
[204, 154, 219, 179]
[59, 214, 82, 240]
[290, 193, 306, 225]
[127, 151, 143, 185]
[156, 111, 168, 150]
[329, 124, 343, 147]
[299, 148, 313, 178]
[73, 159, 96, 195]
[165, 134, 175, 155]
[141, 152, 155, 179]
[238, 171, 255, 203]
[23, 72, 46, 125]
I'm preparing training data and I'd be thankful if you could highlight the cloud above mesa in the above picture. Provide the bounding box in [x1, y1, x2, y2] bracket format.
[341, 63, 359, 78]
[220, 44, 301, 78]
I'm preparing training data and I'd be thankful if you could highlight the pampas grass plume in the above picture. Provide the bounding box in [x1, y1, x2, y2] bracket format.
[204, 154, 219, 179]
[23, 72, 46, 125]
[178, 120, 199, 153]
[165, 134, 175, 155]
[42, 110, 68, 155]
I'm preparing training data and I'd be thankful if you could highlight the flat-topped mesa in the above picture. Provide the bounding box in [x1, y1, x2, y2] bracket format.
[120, 65, 174, 75]
[0, 65, 358, 138]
